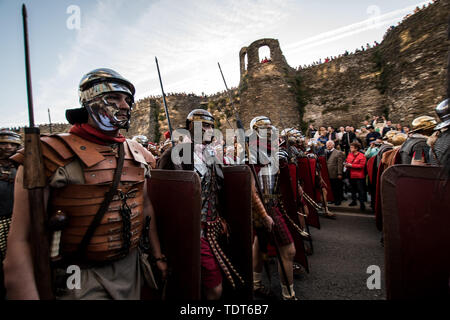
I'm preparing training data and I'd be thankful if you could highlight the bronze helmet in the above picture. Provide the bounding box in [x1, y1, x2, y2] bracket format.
[66, 68, 135, 127]
[185, 109, 215, 129]
[78, 68, 135, 104]
[249, 116, 275, 139]
[132, 135, 149, 148]
[0, 130, 22, 145]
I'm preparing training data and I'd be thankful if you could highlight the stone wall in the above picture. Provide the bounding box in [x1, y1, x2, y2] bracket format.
[238, 39, 301, 130]
[301, 0, 449, 128]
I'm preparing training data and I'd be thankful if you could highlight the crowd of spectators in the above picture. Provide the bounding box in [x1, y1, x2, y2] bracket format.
[306, 116, 410, 212]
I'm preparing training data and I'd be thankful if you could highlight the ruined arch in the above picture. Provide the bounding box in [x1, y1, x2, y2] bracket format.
[258, 45, 271, 63]
[239, 47, 248, 76]
[239, 38, 293, 81]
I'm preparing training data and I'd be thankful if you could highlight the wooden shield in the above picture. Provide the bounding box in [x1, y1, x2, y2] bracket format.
[147, 170, 201, 300]
[308, 157, 317, 197]
[279, 164, 310, 273]
[297, 157, 321, 229]
[381, 165, 450, 299]
[317, 156, 334, 202]
[222, 165, 253, 300]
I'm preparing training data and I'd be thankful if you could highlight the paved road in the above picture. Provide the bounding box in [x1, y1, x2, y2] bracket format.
[261, 208, 386, 300]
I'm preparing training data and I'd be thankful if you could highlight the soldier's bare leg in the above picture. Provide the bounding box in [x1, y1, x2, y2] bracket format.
[204, 283, 222, 300]
[278, 243, 296, 299]
[252, 236, 264, 273]
[252, 236, 276, 298]
[252, 236, 265, 292]
[321, 187, 335, 218]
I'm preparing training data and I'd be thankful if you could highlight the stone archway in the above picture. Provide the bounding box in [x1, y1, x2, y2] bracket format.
[239, 47, 248, 76]
[258, 45, 271, 64]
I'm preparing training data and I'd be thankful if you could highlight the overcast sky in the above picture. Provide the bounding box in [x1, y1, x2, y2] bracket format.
[0, 0, 430, 127]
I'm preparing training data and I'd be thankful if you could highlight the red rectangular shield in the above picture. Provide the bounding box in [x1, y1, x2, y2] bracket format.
[317, 156, 334, 202]
[147, 170, 202, 300]
[279, 164, 310, 273]
[297, 157, 321, 229]
[222, 165, 253, 299]
[381, 165, 450, 299]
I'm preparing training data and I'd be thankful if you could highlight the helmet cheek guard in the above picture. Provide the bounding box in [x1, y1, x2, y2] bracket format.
[84, 95, 133, 132]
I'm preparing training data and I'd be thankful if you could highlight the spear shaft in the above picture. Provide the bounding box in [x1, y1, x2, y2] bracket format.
[155, 57, 176, 147]
[22, 4, 53, 300]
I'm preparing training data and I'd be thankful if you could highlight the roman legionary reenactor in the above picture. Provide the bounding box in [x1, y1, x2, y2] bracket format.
[157, 109, 245, 300]
[279, 128, 310, 238]
[279, 128, 311, 274]
[429, 99, 450, 166]
[247, 116, 299, 300]
[398, 115, 437, 165]
[374, 131, 407, 232]
[132, 135, 156, 169]
[0, 130, 22, 299]
[306, 149, 335, 219]
[4, 68, 167, 299]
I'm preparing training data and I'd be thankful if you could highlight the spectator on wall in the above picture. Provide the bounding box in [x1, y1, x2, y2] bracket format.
[308, 124, 317, 139]
[382, 120, 394, 137]
[341, 126, 357, 155]
[403, 126, 410, 134]
[336, 126, 345, 150]
[327, 126, 337, 144]
[366, 125, 381, 146]
[358, 126, 369, 149]
[317, 126, 328, 156]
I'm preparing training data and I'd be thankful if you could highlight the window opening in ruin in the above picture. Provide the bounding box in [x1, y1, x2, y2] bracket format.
[258, 46, 271, 64]
[244, 53, 248, 71]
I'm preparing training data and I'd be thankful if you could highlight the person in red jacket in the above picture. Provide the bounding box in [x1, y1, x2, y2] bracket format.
[344, 142, 367, 211]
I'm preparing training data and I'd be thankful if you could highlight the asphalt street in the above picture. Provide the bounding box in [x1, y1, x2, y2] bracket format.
[261, 205, 386, 300]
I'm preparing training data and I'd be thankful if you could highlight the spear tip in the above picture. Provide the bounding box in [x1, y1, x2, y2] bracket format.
[22, 3, 27, 17]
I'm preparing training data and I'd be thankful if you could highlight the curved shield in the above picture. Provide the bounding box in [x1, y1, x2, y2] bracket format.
[316, 156, 334, 202]
[289, 163, 298, 202]
[309, 157, 317, 197]
[279, 164, 309, 272]
[297, 157, 320, 229]
[382, 165, 450, 299]
[222, 165, 253, 299]
[147, 170, 201, 300]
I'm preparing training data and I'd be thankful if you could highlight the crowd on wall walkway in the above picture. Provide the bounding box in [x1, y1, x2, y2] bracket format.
[296, 0, 439, 71]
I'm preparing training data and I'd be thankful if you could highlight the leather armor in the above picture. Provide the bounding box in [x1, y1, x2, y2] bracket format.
[12, 133, 154, 262]
[399, 136, 429, 164]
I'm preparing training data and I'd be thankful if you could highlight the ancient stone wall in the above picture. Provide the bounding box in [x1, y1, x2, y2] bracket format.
[238, 38, 301, 130]
[301, 0, 449, 128]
